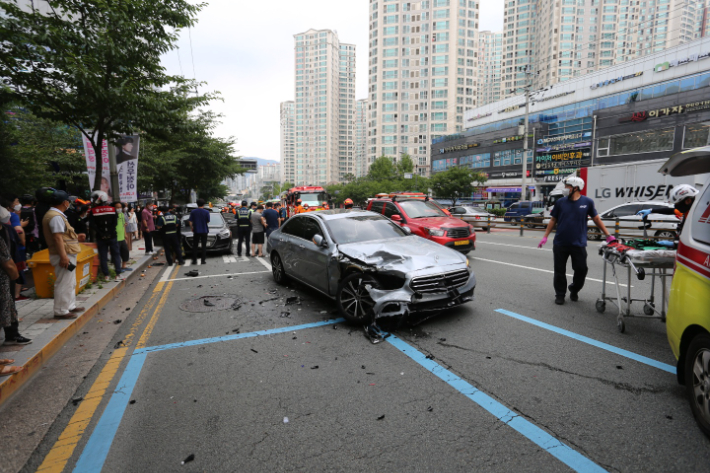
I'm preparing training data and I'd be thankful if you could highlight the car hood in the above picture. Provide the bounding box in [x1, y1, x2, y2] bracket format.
[182, 226, 227, 236]
[337, 237, 467, 272]
[407, 216, 468, 229]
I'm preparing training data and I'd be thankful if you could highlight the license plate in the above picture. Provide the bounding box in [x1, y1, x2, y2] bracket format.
[455, 240, 470, 246]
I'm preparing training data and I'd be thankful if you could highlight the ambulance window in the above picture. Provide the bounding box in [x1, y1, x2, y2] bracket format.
[690, 184, 710, 247]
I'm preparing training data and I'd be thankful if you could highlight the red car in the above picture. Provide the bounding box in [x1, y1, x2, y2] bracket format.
[366, 197, 475, 254]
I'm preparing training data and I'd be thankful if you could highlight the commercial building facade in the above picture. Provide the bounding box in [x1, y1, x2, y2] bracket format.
[432, 36, 710, 203]
[367, 0, 480, 177]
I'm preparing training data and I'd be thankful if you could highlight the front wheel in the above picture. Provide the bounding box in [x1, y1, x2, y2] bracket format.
[588, 227, 602, 241]
[684, 333, 710, 438]
[337, 273, 379, 324]
[654, 230, 676, 240]
[271, 252, 288, 285]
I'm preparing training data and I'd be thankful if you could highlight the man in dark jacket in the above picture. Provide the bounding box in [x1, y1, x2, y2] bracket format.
[89, 191, 123, 281]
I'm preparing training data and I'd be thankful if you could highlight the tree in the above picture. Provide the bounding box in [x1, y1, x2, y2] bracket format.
[368, 156, 396, 181]
[0, 0, 216, 190]
[342, 173, 356, 183]
[430, 168, 488, 206]
[396, 154, 415, 177]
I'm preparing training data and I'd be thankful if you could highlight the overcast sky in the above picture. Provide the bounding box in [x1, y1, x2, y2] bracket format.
[160, 0, 503, 162]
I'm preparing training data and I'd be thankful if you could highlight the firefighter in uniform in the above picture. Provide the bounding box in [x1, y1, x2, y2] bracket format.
[294, 199, 304, 214]
[236, 200, 252, 257]
[344, 198, 354, 209]
[157, 207, 184, 266]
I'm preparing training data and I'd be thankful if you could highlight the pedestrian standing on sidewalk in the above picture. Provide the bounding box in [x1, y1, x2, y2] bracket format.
[188, 199, 210, 265]
[250, 205, 266, 258]
[126, 206, 138, 243]
[41, 191, 86, 320]
[141, 202, 155, 255]
[157, 207, 184, 266]
[2, 196, 27, 302]
[0, 207, 32, 348]
[538, 176, 614, 305]
[235, 200, 252, 257]
[89, 191, 123, 281]
[115, 202, 132, 273]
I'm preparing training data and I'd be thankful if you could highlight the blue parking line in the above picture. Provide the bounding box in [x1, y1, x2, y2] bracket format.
[387, 335, 606, 473]
[495, 309, 676, 374]
[136, 318, 344, 354]
[72, 319, 343, 473]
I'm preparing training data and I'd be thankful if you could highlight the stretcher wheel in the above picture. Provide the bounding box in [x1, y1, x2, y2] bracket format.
[636, 267, 646, 281]
[643, 303, 655, 316]
[617, 319, 626, 333]
[595, 300, 606, 313]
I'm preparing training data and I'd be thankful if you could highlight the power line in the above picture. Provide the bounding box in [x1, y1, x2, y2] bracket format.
[188, 26, 198, 95]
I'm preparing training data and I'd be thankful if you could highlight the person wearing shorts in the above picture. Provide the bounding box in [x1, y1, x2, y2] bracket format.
[250, 205, 267, 257]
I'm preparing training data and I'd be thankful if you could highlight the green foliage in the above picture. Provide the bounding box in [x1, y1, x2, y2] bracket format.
[0, 0, 216, 189]
[368, 156, 397, 181]
[396, 154, 415, 177]
[430, 167, 488, 206]
[489, 208, 507, 217]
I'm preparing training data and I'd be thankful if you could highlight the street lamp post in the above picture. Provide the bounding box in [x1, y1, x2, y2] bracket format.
[521, 87, 530, 202]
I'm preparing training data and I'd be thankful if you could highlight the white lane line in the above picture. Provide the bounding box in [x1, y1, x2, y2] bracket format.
[222, 255, 237, 263]
[183, 261, 191, 267]
[471, 256, 630, 288]
[477, 240, 552, 252]
[256, 257, 272, 271]
[166, 270, 271, 282]
[240, 256, 249, 262]
[158, 265, 174, 283]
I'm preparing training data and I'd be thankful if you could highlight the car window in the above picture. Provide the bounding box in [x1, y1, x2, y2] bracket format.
[612, 204, 643, 217]
[324, 215, 406, 244]
[644, 203, 672, 212]
[398, 200, 446, 218]
[281, 217, 306, 239]
[509, 203, 520, 209]
[302, 218, 324, 241]
[370, 201, 385, 214]
[384, 203, 401, 218]
[450, 206, 466, 215]
[207, 214, 225, 228]
[690, 183, 710, 247]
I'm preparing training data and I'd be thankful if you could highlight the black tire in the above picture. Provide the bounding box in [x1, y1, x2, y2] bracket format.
[270, 252, 288, 285]
[654, 230, 676, 240]
[509, 217, 517, 226]
[337, 273, 379, 324]
[684, 333, 710, 438]
[460, 250, 470, 255]
[587, 227, 602, 241]
[526, 219, 536, 229]
[596, 300, 606, 313]
[643, 303, 655, 316]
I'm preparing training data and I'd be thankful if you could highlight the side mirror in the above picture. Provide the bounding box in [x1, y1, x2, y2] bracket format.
[313, 234, 326, 247]
[402, 226, 412, 235]
[391, 214, 402, 222]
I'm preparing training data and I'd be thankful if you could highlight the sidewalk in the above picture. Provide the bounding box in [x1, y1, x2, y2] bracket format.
[0, 243, 161, 407]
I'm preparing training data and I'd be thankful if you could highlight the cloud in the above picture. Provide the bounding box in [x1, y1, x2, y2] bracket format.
[161, 0, 503, 164]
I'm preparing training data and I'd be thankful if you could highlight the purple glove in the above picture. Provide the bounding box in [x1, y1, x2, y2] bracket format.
[606, 235, 616, 243]
[538, 237, 548, 248]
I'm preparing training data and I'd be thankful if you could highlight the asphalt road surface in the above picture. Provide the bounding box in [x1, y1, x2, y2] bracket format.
[16, 229, 710, 472]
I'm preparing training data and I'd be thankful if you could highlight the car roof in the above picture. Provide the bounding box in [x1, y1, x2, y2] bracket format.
[297, 209, 383, 222]
[614, 201, 672, 207]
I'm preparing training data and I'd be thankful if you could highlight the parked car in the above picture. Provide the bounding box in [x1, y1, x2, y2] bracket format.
[180, 213, 233, 254]
[503, 201, 545, 224]
[448, 206, 498, 230]
[266, 210, 476, 324]
[586, 201, 679, 240]
[659, 146, 710, 438]
[366, 197, 475, 254]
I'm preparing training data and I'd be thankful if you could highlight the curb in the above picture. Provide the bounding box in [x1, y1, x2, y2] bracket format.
[0, 250, 159, 408]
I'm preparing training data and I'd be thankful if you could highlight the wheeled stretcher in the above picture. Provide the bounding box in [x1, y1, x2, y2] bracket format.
[596, 239, 675, 333]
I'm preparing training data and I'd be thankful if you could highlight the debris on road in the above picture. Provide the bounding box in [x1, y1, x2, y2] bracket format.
[114, 319, 122, 324]
[114, 340, 124, 349]
[425, 354, 434, 360]
[283, 417, 289, 424]
[285, 297, 300, 306]
[364, 322, 389, 344]
[311, 366, 319, 369]
[185, 270, 199, 277]
[250, 349, 258, 353]
[280, 312, 290, 318]
[181, 454, 195, 465]
[72, 397, 83, 406]
[203, 299, 215, 307]
[129, 400, 136, 405]
[377, 415, 385, 420]
[427, 406, 433, 412]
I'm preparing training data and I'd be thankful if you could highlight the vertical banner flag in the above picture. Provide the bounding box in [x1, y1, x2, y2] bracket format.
[82, 134, 140, 202]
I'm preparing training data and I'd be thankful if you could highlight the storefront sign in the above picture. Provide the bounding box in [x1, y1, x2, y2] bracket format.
[535, 168, 577, 176]
[535, 149, 591, 171]
[618, 100, 710, 123]
[590, 71, 643, 90]
[499, 104, 523, 114]
[655, 51, 710, 73]
[487, 170, 531, 179]
[438, 143, 480, 154]
[536, 141, 592, 153]
[537, 133, 585, 145]
[467, 112, 492, 122]
[534, 90, 575, 103]
[493, 134, 526, 144]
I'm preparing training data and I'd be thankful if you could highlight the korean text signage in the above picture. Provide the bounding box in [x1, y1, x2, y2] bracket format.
[439, 143, 480, 154]
[537, 133, 584, 145]
[82, 134, 140, 202]
[655, 51, 710, 73]
[493, 134, 527, 144]
[467, 112, 492, 122]
[534, 90, 575, 103]
[590, 71, 643, 90]
[618, 100, 710, 123]
[499, 104, 523, 113]
[487, 170, 531, 179]
[535, 149, 591, 172]
[536, 141, 592, 153]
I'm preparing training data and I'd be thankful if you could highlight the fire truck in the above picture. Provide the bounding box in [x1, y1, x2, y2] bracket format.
[284, 186, 331, 216]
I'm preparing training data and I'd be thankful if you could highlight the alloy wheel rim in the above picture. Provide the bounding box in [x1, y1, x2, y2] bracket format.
[340, 277, 374, 320]
[691, 348, 710, 422]
[272, 256, 282, 280]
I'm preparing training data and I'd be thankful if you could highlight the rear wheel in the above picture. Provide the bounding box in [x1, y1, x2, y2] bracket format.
[509, 217, 518, 226]
[654, 230, 676, 240]
[685, 333, 710, 438]
[271, 252, 287, 285]
[337, 273, 379, 324]
[588, 227, 602, 240]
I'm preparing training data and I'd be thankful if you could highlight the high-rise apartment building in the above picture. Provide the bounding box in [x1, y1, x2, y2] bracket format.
[355, 99, 369, 178]
[280, 101, 295, 184]
[477, 31, 503, 106]
[284, 29, 356, 186]
[501, 0, 710, 99]
[367, 0, 480, 177]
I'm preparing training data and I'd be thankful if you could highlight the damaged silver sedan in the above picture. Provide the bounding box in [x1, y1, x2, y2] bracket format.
[266, 210, 476, 324]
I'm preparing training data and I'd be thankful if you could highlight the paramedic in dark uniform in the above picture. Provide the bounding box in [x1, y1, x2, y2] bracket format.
[538, 176, 614, 305]
[236, 200, 252, 257]
[157, 207, 184, 266]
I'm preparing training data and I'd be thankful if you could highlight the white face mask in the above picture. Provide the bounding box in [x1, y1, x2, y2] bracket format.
[561, 188, 570, 197]
[13, 204, 21, 212]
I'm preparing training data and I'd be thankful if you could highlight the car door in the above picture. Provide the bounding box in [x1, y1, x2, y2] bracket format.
[276, 218, 305, 276]
[297, 217, 330, 292]
[642, 203, 679, 230]
[384, 202, 406, 225]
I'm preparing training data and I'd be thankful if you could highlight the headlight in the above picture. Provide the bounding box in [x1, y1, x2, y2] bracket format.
[427, 228, 445, 237]
[218, 229, 230, 238]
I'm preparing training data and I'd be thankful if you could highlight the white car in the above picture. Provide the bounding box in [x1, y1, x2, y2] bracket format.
[587, 201, 679, 240]
[449, 206, 498, 230]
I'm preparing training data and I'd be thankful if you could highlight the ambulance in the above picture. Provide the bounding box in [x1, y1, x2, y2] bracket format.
[660, 146, 710, 438]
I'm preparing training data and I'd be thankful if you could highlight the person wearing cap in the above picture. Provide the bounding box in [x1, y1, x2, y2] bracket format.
[41, 190, 86, 319]
[157, 206, 184, 266]
[636, 184, 699, 237]
[89, 191, 123, 281]
[539, 175, 613, 305]
[294, 199, 304, 215]
[236, 200, 252, 257]
[321, 202, 330, 210]
[344, 198, 354, 209]
[275, 202, 287, 226]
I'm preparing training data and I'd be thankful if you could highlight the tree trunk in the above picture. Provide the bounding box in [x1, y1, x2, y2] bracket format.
[91, 131, 104, 191]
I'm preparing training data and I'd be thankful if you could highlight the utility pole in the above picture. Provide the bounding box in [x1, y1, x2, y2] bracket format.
[108, 141, 121, 203]
[521, 87, 530, 202]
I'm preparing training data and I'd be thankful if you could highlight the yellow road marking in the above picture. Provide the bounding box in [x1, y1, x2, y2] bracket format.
[36, 264, 180, 473]
[136, 265, 180, 349]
